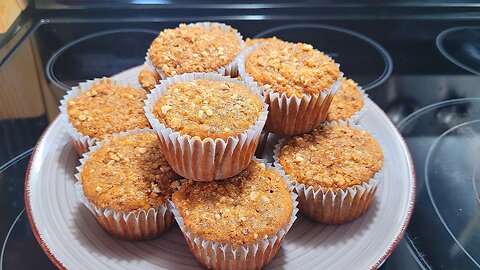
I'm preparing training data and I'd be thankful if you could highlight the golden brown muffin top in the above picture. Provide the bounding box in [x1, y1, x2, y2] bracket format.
[67, 80, 150, 140]
[153, 79, 263, 140]
[244, 37, 282, 48]
[326, 78, 364, 122]
[245, 40, 340, 97]
[148, 23, 241, 77]
[81, 132, 181, 212]
[138, 67, 160, 91]
[172, 160, 293, 247]
[279, 125, 383, 191]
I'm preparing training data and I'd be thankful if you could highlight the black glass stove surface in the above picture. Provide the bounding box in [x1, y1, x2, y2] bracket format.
[398, 98, 480, 269]
[2, 6, 480, 269]
[437, 26, 480, 76]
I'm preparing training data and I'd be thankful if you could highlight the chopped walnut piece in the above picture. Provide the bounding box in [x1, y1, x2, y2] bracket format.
[136, 147, 147, 154]
[138, 67, 160, 91]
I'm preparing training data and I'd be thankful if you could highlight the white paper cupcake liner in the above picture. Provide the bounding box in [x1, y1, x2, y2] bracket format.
[144, 72, 268, 181]
[272, 120, 386, 224]
[145, 22, 244, 80]
[59, 77, 142, 155]
[237, 43, 343, 136]
[170, 158, 299, 270]
[325, 84, 369, 125]
[74, 128, 174, 241]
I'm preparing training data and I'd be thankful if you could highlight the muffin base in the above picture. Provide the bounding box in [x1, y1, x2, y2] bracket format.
[292, 177, 379, 224]
[144, 72, 268, 181]
[237, 43, 342, 136]
[170, 160, 298, 269]
[74, 129, 174, 241]
[263, 88, 340, 135]
[76, 181, 173, 241]
[273, 121, 384, 224]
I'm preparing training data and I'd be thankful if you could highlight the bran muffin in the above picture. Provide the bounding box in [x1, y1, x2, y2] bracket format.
[238, 40, 341, 135]
[147, 22, 243, 78]
[245, 40, 339, 98]
[152, 79, 263, 140]
[172, 160, 296, 269]
[60, 78, 150, 154]
[144, 73, 268, 181]
[76, 130, 181, 240]
[326, 77, 365, 123]
[274, 124, 383, 224]
[138, 66, 160, 91]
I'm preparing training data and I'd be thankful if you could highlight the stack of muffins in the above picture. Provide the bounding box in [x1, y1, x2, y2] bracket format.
[60, 21, 384, 269]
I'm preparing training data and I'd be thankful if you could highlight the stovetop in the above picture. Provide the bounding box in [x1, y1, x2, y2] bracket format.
[2, 5, 480, 269]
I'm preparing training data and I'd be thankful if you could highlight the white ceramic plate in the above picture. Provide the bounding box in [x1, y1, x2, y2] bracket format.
[25, 66, 415, 270]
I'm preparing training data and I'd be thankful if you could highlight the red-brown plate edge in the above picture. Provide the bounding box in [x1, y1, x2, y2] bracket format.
[24, 115, 68, 270]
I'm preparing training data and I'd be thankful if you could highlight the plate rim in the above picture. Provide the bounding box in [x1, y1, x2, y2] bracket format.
[24, 102, 416, 270]
[369, 101, 416, 269]
[24, 115, 67, 270]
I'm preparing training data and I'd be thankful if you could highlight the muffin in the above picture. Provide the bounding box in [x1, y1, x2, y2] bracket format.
[274, 123, 384, 224]
[138, 66, 160, 91]
[144, 72, 268, 181]
[59, 78, 150, 154]
[146, 22, 243, 79]
[238, 40, 342, 135]
[325, 77, 366, 123]
[75, 129, 181, 240]
[171, 160, 297, 270]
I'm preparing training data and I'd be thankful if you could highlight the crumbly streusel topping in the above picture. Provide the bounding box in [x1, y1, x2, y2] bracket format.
[153, 79, 263, 139]
[67, 80, 150, 140]
[148, 23, 241, 77]
[245, 40, 340, 97]
[326, 77, 364, 122]
[81, 132, 181, 212]
[172, 160, 293, 247]
[279, 125, 383, 191]
[244, 37, 282, 48]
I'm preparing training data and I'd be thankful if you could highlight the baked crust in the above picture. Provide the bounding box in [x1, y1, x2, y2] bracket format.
[81, 132, 181, 212]
[245, 40, 340, 97]
[153, 79, 263, 140]
[148, 23, 241, 77]
[172, 160, 293, 247]
[67, 80, 150, 140]
[279, 125, 383, 191]
[326, 77, 364, 122]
